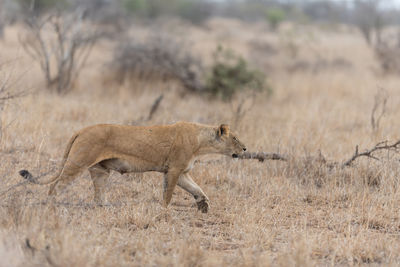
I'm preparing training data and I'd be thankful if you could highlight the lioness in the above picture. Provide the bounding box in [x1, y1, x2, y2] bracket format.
[19, 122, 246, 213]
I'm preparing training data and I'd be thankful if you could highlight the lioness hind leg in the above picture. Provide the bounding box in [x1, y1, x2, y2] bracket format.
[89, 164, 110, 204]
[178, 173, 210, 213]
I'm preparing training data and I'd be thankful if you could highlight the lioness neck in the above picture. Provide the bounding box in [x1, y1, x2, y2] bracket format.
[194, 126, 219, 156]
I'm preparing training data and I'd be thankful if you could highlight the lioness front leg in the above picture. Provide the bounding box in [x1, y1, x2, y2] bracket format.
[163, 168, 183, 208]
[178, 173, 210, 213]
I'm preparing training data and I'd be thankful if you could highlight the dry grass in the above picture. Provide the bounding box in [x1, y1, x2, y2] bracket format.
[1, 19, 400, 266]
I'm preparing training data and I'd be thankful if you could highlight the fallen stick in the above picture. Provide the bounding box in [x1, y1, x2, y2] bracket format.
[195, 151, 287, 165]
[236, 151, 287, 162]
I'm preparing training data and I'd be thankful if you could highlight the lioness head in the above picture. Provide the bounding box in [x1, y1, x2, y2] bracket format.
[214, 124, 247, 158]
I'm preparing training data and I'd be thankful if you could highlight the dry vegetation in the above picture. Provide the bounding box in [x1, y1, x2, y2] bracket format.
[2, 18, 400, 266]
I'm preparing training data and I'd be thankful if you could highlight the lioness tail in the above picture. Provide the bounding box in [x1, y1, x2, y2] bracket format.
[19, 170, 38, 184]
[18, 132, 79, 185]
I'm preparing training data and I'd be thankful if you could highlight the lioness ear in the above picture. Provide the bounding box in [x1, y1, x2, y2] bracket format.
[218, 124, 230, 137]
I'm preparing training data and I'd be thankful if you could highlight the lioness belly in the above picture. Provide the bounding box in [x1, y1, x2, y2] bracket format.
[99, 158, 165, 173]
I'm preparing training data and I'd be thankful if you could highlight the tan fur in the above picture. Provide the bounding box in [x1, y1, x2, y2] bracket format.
[20, 122, 246, 213]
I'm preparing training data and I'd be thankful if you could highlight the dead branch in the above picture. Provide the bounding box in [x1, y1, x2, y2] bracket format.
[20, 11, 104, 94]
[0, 91, 28, 101]
[147, 94, 164, 121]
[371, 88, 388, 132]
[221, 139, 399, 167]
[342, 140, 400, 167]
[231, 92, 256, 129]
[0, 60, 28, 143]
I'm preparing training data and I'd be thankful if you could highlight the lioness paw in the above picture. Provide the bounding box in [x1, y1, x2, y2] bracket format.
[197, 199, 209, 213]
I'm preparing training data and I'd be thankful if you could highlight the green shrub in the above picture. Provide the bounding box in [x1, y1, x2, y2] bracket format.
[206, 46, 265, 100]
[266, 7, 286, 30]
[123, 0, 211, 24]
[122, 0, 166, 17]
[17, 0, 68, 14]
[122, 0, 147, 15]
[175, 0, 212, 24]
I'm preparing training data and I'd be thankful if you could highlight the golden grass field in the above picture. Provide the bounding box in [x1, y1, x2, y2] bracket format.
[1, 18, 400, 266]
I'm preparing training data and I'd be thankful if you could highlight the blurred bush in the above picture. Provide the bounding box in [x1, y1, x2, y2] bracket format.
[206, 46, 266, 100]
[110, 41, 266, 100]
[175, 0, 213, 25]
[353, 0, 384, 46]
[374, 39, 400, 74]
[110, 33, 204, 92]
